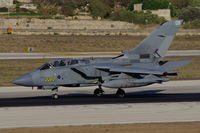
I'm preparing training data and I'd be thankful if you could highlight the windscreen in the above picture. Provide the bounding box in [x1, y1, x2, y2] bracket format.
[40, 63, 51, 70]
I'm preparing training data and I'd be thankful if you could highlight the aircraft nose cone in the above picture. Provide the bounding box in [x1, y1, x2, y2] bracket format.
[12, 73, 33, 86]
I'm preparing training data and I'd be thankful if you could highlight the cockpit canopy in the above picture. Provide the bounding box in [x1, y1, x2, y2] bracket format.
[39, 59, 90, 70]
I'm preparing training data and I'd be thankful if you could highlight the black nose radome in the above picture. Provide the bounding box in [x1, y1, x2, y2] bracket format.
[12, 73, 33, 86]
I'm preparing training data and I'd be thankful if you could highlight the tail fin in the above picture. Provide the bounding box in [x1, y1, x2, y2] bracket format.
[125, 20, 183, 60]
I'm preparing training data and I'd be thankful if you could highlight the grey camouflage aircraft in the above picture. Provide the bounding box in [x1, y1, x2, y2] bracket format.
[13, 20, 191, 99]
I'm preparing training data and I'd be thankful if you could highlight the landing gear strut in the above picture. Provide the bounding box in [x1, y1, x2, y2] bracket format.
[52, 88, 59, 99]
[116, 88, 125, 98]
[94, 85, 104, 97]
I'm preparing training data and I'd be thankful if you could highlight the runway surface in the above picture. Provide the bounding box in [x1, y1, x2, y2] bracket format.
[0, 80, 200, 128]
[0, 50, 200, 60]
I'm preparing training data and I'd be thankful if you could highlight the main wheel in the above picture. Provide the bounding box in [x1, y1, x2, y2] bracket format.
[116, 89, 125, 98]
[94, 88, 104, 97]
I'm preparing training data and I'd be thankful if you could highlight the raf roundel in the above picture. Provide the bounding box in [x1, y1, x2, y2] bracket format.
[57, 75, 61, 79]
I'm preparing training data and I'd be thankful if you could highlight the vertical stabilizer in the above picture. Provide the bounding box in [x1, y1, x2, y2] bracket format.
[125, 20, 182, 60]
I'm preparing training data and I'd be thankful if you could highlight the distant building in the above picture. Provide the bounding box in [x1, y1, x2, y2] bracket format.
[133, 3, 171, 20]
[134, 4, 142, 11]
[20, 3, 36, 10]
[0, 0, 13, 8]
[151, 9, 171, 20]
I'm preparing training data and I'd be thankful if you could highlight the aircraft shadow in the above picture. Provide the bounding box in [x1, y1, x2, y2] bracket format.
[1, 90, 200, 107]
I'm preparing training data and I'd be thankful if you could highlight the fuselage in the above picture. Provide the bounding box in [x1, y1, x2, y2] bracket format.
[13, 57, 153, 89]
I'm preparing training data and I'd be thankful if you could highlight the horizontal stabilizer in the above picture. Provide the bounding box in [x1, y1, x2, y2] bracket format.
[161, 60, 192, 71]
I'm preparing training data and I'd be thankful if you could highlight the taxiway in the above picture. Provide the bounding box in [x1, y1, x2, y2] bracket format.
[0, 50, 200, 60]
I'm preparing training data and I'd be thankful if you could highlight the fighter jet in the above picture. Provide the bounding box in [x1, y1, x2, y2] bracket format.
[13, 20, 191, 99]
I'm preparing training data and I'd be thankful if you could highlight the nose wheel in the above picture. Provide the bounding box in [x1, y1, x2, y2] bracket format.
[116, 88, 125, 98]
[52, 93, 58, 99]
[52, 87, 59, 99]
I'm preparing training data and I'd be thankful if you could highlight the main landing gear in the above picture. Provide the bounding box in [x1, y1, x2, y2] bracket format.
[116, 88, 125, 98]
[52, 88, 59, 99]
[93, 86, 126, 98]
[94, 86, 104, 97]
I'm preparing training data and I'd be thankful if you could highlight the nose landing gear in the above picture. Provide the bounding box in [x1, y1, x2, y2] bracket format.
[52, 93, 59, 99]
[52, 88, 59, 99]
